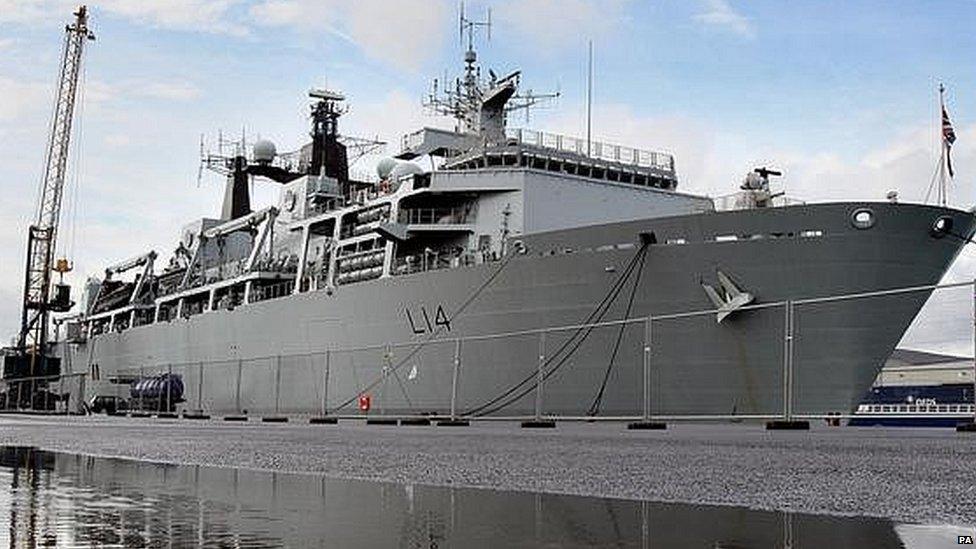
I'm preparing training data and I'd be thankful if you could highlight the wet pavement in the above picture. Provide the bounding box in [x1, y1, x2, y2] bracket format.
[1, 445, 973, 548]
[0, 415, 973, 528]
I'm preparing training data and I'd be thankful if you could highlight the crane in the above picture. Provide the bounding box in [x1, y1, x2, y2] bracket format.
[4, 6, 94, 393]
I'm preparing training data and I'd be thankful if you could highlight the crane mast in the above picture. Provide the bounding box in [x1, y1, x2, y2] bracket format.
[14, 6, 94, 379]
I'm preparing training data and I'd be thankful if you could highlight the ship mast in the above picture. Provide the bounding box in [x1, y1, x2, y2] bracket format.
[424, 3, 559, 143]
[15, 6, 94, 376]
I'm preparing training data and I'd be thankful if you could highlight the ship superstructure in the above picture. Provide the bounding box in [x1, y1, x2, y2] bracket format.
[79, 36, 706, 339]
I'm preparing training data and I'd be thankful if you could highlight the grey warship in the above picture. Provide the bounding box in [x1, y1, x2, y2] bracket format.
[44, 29, 974, 420]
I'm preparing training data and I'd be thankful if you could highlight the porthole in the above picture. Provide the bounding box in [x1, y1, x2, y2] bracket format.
[931, 215, 953, 238]
[850, 208, 875, 229]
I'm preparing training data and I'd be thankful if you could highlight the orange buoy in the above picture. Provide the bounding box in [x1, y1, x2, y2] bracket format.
[358, 394, 371, 412]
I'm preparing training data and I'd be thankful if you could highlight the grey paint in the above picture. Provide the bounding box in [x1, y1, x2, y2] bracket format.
[68, 202, 974, 418]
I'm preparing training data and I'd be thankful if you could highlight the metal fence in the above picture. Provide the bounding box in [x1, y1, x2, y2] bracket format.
[100, 279, 976, 424]
[0, 372, 88, 415]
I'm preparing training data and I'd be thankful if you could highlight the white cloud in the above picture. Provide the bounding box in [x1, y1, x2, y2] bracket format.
[0, 0, 247, 35]
[78, 78, 202, 105]
[97, 0, 249, 35]
[694, 0, 755, 39]
[493, 0, 629, 49]
[0, 0, 61, 23]
[249, 0, 452, 69]
[0, 77, 48, 121]
[136, 81, 202, 101]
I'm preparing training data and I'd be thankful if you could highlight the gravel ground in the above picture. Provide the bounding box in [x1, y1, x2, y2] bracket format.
[0, 414, 973, 525]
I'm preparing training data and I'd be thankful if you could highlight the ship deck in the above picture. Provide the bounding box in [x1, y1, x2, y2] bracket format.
[0, 415, 973, 526]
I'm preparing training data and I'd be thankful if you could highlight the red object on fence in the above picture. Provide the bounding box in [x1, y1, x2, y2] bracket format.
[358, 394, 371, 412]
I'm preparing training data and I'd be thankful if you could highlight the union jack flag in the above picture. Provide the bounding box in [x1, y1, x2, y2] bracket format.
[943, 105, 957, 177]
[943, 106, 957, 145]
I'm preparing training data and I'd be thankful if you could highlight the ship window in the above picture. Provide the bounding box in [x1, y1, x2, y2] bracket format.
[931, 216, 953, 238]
[872, 405, 880, 412]
[851, 208, 875, 229]
[883, 405, 893, 412]
[617, 243, 636, 250]
[715, 235, 737, 242]
[938, 405, 948, 412]
[897, 405, 907, 412]
[799, 230, 823, 238]
[666, 238, 687, 245]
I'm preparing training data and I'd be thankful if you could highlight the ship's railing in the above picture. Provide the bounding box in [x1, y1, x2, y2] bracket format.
[398, 206, 475, 225]
[249, 280, 295, 303]
[107, 279, 976, 427]
[712, 192, 807, 212]
[505, 128, 675, 171]
[0, 372, 88, 415]
[393, 250, 477, 276]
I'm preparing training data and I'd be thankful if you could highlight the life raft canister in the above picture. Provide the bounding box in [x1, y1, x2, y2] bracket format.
[358, 394, 371, 412]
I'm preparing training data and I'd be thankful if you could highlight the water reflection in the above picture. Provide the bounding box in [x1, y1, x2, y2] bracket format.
[0, 446, 957, 548]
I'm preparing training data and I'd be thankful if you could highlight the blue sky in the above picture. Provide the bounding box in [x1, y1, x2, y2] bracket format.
[1, 0, 975, 351]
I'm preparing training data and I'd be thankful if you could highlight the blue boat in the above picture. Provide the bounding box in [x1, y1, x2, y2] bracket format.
[850, 349, 975, 427]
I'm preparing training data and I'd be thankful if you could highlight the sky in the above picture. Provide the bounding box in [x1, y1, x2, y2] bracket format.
[1, 0, 975, 354]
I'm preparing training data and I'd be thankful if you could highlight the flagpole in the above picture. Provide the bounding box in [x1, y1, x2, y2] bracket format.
[939, 83, 947, 206]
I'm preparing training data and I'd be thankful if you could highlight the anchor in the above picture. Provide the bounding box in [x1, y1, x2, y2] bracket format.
[701, 270, 755, 323]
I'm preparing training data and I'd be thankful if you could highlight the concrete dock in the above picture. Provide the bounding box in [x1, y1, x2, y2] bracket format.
[0, 415, 973, 526]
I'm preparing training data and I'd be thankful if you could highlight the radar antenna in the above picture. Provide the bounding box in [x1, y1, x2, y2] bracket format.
[423, 3, 558, 140]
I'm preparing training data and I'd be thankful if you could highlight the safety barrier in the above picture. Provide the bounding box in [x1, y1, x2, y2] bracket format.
[97, 279, 976, 428]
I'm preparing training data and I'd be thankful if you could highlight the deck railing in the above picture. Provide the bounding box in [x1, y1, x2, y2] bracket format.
[505, 128, 674, 171]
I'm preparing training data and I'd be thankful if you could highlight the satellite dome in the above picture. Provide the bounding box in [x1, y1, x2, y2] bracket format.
[253, 139, 277, 165]
[376, 157, 398, 180]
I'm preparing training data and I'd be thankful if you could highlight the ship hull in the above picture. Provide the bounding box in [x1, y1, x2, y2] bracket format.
[67, 202, 974, 418]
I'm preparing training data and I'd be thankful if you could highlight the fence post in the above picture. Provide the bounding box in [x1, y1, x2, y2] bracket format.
[235, 359, 243, 414]
[782, 300, 795, 421]
[642, 316, 652, 421]
[450, 339, 462, 420]
[321, 350, 330, 416]
[29, 377, 34, 411]
[972, 279, 976, 423]
[166, 364, 172, 413]
[58, 376, 64, 415]
[157, 367, 163, 414]
[197, 362, 204, 412]
[78, 375, 85, 415]
[274, 355, 282, 415]
[139, 365, 145, 412]
[535, 331, 546, 421]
